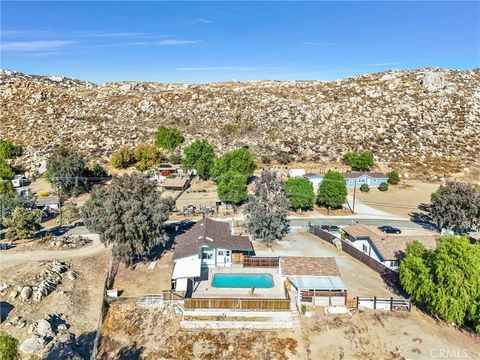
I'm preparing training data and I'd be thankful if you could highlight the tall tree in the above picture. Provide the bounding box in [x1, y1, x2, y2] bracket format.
[400, 236, 480, 332]
[3, 207, 42, 240]
[155, 125, 185, 150]
[82, 174, 173, 266]
[133, 143, 164, 170]
[285, 177, 315, 210]
[0, 160, 15, 180]
[46, 146, 88, 198]
[0, 139, 23, 160]
[343, 151, 375, 171]
[0, 332, 19, 360]
[182, 139, 216, 179]
[430, 181, 480, 233]
[217, 171, 248, 208]
[211, 147, 256, 180]
[317, 170, 348, 208]
[245, 170, 289, 245]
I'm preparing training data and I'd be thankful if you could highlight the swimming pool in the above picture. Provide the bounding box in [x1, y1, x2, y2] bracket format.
[212, 274, 274, 288]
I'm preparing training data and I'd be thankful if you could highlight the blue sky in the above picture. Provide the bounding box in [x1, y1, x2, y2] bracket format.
[1, 1, 479, 83]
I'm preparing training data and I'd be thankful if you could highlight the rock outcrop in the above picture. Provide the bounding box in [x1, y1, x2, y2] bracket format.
[1, 67, 479, 174]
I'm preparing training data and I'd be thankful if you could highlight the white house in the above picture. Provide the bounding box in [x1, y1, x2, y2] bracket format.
[171, 218, 254, 292]
[288, 168, 306, 178]
[342, 224, 437, 271]
[11, 175, 27, 188]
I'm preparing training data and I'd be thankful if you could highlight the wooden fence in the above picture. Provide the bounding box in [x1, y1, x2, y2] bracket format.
[243, 256, 279, 268]
[184, 297, 291, 311]
[309, 225, 400, 287]
[161, 290, 186, 301]
[300, 290, 347, 305]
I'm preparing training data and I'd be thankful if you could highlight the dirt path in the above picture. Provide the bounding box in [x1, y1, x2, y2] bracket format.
[0, 237, 106, 270]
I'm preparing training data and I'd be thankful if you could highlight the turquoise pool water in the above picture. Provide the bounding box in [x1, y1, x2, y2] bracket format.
[212, 274, 273, 288]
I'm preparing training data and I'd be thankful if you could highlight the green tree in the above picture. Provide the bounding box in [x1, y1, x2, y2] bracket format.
[430, 181, 480, 233]
[85, 163, 108, 179]
[317, 170, 347, 208]
[0, 139, 22, 160]
[0, 192, 36, 228]
[387, 170, 400, 185]
[378, 182, 389, 191]
[133, 143, 164, 171]
[0, 160, 15, 180]
[400, 236, 480, 332]
[211, 147, 256, 180]
[111, 147, 135, 169]
[4, 207, 42, 240]
[155, 125, 185, 150]
[285, 177, 314, 210]
[182, 140, 216, 179]
[47, 146, 88, 198]
[245, 170, 289, 245]
[0, 332, 19, 360]
[343, 151, 375, 171]
[82, 174, 173, 267]
[217, 171, 248, 208]
[0, 181, 15, 194]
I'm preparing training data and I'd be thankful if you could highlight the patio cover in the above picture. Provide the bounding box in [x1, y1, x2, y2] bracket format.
[288, 276, 346, 291]
[172, 257, 201, 279]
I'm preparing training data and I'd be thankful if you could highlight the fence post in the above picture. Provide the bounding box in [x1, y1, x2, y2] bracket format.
[390, 297, 393, 311]
[356, 297, 358, 309]
[374, 296, 377, 310]
[408, 298, 412, 312]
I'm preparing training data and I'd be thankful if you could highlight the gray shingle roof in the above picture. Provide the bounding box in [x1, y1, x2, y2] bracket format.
[173, 218, 253, 260]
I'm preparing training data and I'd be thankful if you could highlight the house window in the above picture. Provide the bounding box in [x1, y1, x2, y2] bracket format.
[362, 244, 368, 253]
[390, 260, 398, 267]
[202, 252, 213, 260]
[218, 250, 224, 256]
[225, 251, 230, 256]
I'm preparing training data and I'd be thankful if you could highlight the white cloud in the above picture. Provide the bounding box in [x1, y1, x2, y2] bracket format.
[1, 40, 76, 52]
[104, 39, 200, 47]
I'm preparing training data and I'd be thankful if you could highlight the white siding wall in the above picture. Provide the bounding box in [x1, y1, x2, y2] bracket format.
[350, 238, 383, 263]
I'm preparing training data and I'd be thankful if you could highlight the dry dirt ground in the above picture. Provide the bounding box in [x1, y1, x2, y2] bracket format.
[352, 180, 440, 218]
[97, 302, 480, 360]
[0, 251, 110, 357]
[112, 251, 173, 297]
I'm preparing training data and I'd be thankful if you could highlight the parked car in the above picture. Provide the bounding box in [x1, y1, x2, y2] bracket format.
[378, 225, 401, 234]
[321, 225, 341, 232]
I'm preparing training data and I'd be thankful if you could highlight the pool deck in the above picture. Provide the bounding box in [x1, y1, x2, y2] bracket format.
[192, 265, 287, 299]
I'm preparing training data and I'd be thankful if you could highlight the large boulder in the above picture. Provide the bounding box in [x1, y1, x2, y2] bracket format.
[421, 72, 446, 92]
[20, 336, 44, 353]
[20, 286, 33, 300]
[37, 318, 54, 337]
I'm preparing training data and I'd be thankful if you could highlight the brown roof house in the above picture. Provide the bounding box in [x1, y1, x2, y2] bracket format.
[171, 218, 254, 292]
[342, 224, 437, 271]
[280, 257, 347, 307]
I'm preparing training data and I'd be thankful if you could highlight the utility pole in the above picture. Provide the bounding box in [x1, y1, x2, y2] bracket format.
[352, 180, 357, 214]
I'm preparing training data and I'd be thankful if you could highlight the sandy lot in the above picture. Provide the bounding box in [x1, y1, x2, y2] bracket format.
[0, 251, 110, 358]
[353, 180, 440, 218]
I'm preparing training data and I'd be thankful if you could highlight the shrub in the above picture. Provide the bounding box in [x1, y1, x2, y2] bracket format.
[169, 153, 183, 165]
[0, 181, 15, 195]
[0, 161, 15, 180]
[387, 170, 400, 185]
[4, 207, 43, 240]
[277, 153, 291, 165]
[86, 163, 108, 179]
[261, 155, 271, 165]
[359, 183, 370, 192]
[0, 332, 19, 360]
[378, 182, 389, 191]
[300, 304, 307, 315]
[0, 139, 23, 160]
[155, 125, 184, 150]
[111, 147, 135, 169]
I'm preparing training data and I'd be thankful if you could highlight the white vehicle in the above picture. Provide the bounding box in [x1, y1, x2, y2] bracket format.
[11, 175, 27, 188]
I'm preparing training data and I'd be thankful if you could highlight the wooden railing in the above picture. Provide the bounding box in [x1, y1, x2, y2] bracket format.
[243, 256, 279, 268]
[356, 297, 411, 311]
[184, 297, 290, 311]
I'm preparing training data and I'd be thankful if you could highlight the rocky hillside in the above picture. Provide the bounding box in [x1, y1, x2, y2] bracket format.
[1, 68, 479, 175]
